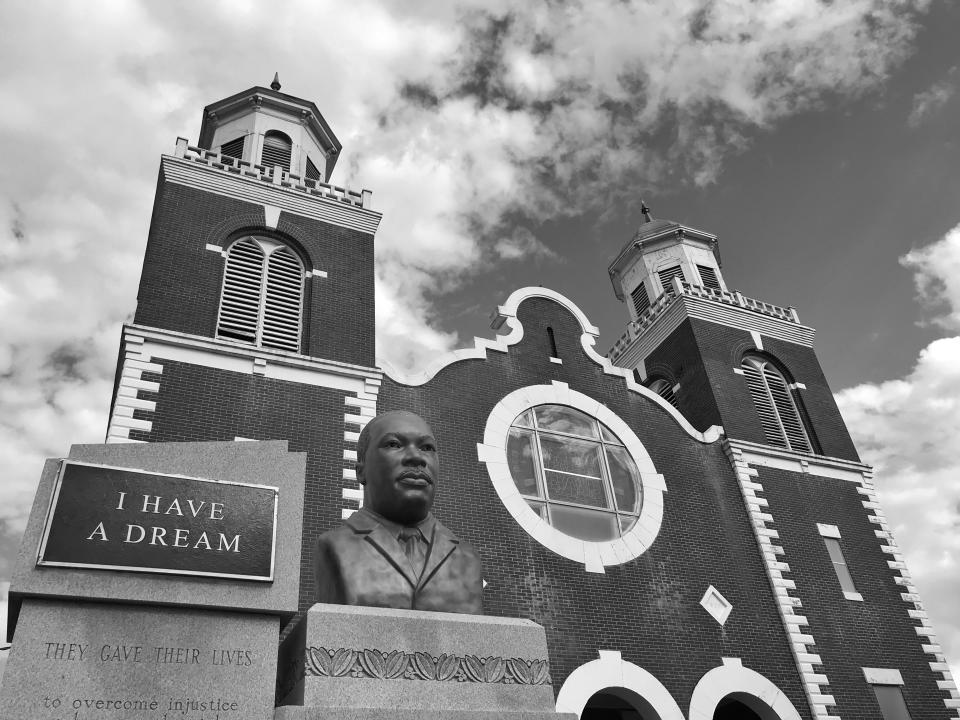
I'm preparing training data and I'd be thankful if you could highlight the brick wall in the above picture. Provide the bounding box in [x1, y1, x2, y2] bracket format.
[377, 296, 808, 712]
[759, 467, 950, 719]
[134, 174, 375, 366]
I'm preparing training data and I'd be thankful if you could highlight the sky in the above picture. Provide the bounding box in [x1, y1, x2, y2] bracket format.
[1, 0, 959, 696]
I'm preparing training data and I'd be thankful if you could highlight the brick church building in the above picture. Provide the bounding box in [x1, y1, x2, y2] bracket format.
[103, 79, 959, 720]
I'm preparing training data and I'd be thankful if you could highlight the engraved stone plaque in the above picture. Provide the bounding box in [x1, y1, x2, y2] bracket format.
[0, 599, 279, 720]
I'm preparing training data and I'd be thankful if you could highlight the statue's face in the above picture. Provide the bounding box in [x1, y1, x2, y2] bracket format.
[359, 412, 438, 525]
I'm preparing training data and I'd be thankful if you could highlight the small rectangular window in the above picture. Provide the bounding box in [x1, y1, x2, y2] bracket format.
[823, 537, 858, 596]
[872, 685, 912, 720]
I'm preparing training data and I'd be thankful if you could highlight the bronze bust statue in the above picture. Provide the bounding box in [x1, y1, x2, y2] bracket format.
[314, 411, 483, 614]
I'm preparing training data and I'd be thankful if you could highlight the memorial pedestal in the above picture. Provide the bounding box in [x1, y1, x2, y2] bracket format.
[276, 604, 576, 720]
[0, 440, 306, 720]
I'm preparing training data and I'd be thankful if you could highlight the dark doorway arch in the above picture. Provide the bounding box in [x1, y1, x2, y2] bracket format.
[581, 688, 661, 720]
[713, 692, 776, 720]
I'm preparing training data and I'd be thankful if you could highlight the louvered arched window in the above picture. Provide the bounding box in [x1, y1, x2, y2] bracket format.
[740, 354, 812, 453]
[216, 237, 304, 352]
[262, 130, 292, 171]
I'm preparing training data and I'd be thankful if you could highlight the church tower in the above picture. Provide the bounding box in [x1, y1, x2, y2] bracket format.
[105, 78, 384, 612]
[607, 205, 857, 460]
[605, 205, 956, 720]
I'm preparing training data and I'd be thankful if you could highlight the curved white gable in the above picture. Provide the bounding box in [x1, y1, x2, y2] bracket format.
[379, 286, 723, 444]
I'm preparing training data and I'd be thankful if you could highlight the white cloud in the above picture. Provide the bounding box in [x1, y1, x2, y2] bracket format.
[907, 66, 958, 128]
[837, 223, 960, 686]
[900, 224, 960, 330]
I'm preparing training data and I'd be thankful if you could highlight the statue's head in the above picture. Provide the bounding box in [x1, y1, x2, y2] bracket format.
[357, 410, 438, 525]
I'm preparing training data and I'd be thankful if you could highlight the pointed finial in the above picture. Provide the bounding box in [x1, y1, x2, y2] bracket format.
[640, 198, 653, 223]
[270, 73, 281, 91]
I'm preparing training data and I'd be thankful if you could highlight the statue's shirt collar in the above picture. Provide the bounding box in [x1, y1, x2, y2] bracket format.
[356, 506, 435, 544]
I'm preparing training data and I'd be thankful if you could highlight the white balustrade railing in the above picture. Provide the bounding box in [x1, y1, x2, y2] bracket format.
[173, 137, 372, 209]
[607, 281, 800, 360]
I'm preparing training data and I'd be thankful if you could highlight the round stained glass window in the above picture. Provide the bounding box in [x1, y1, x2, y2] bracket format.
[505, 404, 643, 541]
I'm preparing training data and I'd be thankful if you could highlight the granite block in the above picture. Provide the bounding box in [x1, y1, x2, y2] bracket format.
[278, 604, 558, 713]
[0, 598, 279, 720]
[275, 709, 577, 720]
[9, 440, 305, 625]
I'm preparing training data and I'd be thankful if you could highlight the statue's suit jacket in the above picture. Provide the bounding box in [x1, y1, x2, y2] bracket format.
[314, 511, 483, 614]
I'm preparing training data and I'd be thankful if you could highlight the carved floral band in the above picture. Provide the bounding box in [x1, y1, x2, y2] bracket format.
[305, 647, 552, 685]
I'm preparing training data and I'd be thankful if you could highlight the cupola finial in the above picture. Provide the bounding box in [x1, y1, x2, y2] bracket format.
[271, 73, 282, 91]
[640, 198, 653, 223]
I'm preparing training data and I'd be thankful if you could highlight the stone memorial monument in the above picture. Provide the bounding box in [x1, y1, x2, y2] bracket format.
[277, 411, 573, 720]
[1, 413, 572, 720]
[0, 440, 306, 720]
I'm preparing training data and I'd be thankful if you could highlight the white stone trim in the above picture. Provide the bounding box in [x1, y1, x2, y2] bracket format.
[862, 667, 904, 686]
[549, 356, 563, 364]
[700, 585, 733, 626]
[730, 439, 872, 483]
[477, 382, 665, 573]
[555, 650, 684, 720]
[162, 155, 382, 236]
[106, 338, 162, 443]
[263, 204, 281, 229]
[843, 591, 864, 602]
[383, 287, 722, 444]
[123, 324, 380, 390]
[688, 659, 804, 720]
[816, 524, 841, 539]
[750, 330, 764, 350]
[339, 384, 380, 519]
[723, 442, 837, 720]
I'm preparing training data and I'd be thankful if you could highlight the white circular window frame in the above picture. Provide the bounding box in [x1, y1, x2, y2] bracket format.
[477, 381, 666, 573]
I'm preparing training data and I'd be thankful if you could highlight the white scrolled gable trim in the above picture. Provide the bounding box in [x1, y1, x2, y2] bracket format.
[379, 286, 723, 445]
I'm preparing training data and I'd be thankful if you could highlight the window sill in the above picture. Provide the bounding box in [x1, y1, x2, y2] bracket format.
[843, 591, 864, 602]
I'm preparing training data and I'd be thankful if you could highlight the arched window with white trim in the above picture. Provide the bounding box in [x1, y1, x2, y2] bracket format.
[740, 354, 813, 453]
[216, 237, 304, 352]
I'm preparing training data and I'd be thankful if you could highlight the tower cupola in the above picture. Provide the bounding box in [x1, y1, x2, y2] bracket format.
[607, 204, 725, 320]
[197, 75, 342, 182]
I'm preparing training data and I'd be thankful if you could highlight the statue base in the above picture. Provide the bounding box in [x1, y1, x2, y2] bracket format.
[276, 604, 575, 720]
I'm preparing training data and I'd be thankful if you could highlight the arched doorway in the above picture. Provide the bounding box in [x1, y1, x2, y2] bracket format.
[581, 689, 660, 720]
[713, 694, 767, 720]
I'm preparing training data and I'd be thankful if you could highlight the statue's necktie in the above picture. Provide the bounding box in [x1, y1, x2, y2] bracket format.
[398, 527, 425, 579]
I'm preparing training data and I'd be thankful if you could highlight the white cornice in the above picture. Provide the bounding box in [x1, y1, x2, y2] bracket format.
[725, 438, 872, 482]
[124, 324, 382, 385]
[610, 293, 816, 369]
[161, 155, 382, 236]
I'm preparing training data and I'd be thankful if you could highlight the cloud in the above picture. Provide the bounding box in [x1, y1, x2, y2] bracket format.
[907, 66, 958, 128]
[900, 223, 960, 330]
[837, 222, 960, 686]
[494, 227, 559, 261]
